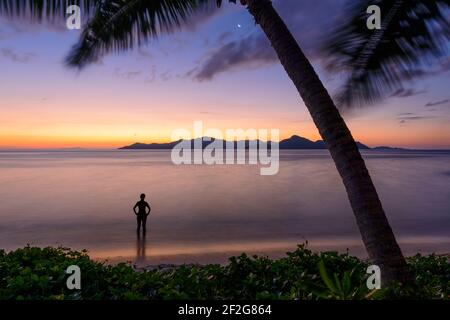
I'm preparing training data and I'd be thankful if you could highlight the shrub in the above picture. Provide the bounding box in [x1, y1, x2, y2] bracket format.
[0, 245, 448, 300]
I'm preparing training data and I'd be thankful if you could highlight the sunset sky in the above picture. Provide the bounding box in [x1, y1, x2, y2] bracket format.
[0, 0, 449, 149]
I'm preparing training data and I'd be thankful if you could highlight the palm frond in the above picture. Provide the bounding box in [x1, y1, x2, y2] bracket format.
[65, 0, 226, 68]
[322, 0, 450, 109]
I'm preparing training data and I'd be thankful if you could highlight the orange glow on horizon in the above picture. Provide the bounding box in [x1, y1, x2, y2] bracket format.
[1, 112, 449, 149]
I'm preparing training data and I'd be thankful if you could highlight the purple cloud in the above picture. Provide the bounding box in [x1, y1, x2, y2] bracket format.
[0, 47, 35, 63]
[193, 35, 276, 81]
[390, 88, 427, 98]
[425, 99, 449, 107]
[397, 115, 435, 123]
[113, 68, 142, 80]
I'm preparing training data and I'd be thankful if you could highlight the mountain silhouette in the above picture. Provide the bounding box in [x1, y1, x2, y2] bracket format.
[278, 135, 369, 149]
[119, 135, 370, 150]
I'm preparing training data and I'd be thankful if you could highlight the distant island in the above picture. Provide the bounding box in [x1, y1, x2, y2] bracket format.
[119, 135, 379, 150]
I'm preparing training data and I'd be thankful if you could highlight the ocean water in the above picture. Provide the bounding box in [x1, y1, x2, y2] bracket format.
[0, 150, 449, 265]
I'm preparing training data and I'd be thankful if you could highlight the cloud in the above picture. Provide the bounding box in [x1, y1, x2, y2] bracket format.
[217, 31, 232, 44]
[190, 0, 346, 81]
[0, 48, 36, 63]
[142, 66, 176, 83]
[113, 68, 142, 80]
[197, 111, 222, 115]
[144, 66, 157, 83]
[159, 70, 172, 82]
[397, 115, 435, 123]
[389, 88, 426, 98]
[425, 99, 449, 107]
[193, 35, 276, 81]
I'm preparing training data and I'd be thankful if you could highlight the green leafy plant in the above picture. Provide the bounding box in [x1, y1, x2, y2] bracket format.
[0, 245, 447, 300]
[300, 260, 378, 300]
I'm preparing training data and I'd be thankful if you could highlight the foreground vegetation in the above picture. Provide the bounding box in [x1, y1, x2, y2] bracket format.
[0, 245, 448, 300]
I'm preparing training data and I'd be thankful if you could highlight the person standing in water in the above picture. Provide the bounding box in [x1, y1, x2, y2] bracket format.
[133, 193, 151, 235]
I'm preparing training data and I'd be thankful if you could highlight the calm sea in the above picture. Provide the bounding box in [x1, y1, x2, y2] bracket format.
[0, 150, 449, 265]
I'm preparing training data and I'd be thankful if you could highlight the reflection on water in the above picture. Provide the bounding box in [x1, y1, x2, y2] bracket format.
[136, 233, 147, 265]
[0, 149, 449, 266]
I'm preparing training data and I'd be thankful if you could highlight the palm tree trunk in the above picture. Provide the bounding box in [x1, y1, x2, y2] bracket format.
[243, 0, 411, 286]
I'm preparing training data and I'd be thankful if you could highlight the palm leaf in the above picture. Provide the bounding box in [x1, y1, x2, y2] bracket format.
[65, 0, 228, 68]
[321, 0, 450, 109]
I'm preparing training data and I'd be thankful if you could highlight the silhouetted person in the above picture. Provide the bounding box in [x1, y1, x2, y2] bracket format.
[134, 193, 151, 235]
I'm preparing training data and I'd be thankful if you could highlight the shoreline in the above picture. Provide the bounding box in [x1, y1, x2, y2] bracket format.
[86, 248, 450, 272]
